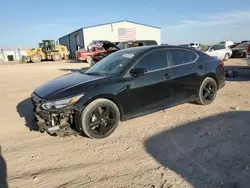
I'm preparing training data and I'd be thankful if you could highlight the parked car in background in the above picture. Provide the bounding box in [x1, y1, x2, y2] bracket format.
[241, 40, 250, 43]
[219, 40, 234, 48]
[189, 42, 200, 48]
[231, 42, 250, 58]
[89, 40, 158, 66]
[76, 42, 106, 62]
[248, 49, 250, 66]
[31, 45, 225, 139]
[197, 44, 232, 61]
[117, 40, 158, 50]
[229, 42, 240, 48]
[87, 41, 120, 65]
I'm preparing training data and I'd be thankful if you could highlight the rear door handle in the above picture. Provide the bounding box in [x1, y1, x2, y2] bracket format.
[163, 73, 171, 79]
[198, 65, 203, 70]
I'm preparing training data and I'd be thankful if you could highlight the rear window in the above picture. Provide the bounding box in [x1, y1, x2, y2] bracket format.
[145, 41, 157, 45]
[197, 45, 210, 52]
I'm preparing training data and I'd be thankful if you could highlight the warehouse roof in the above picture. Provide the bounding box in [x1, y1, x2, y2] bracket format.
[59, 20, 161, 39]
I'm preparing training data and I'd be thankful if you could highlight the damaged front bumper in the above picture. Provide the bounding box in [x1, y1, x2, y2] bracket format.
[31, 93, 80, 137]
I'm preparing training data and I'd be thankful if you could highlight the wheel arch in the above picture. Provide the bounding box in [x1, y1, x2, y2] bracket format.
[79, 94, 125, 120]
[203, 73, 219, 88]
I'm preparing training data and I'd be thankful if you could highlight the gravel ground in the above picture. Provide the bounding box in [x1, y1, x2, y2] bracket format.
[0, 59, 250, 188]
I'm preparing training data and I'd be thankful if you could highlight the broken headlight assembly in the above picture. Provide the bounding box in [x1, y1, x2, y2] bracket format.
[41, 94, 84, 110]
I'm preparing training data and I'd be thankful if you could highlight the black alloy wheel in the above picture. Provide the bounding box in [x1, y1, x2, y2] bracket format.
[89, 106, 116, 135]
[196, 77, 218, 105]
[81, 99, 120, 139]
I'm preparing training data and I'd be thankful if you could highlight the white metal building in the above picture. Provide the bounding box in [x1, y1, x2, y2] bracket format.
[59, 20, 161, 58]
[0, 49, 26, 63]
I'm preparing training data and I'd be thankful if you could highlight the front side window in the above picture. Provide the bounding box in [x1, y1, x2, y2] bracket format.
[209, 45, 219, 51]
[216, 45, 225, 50]
[134, 50, 168, 71]
[146, 41, 157, 45]
[117, 42, 126, 49]
[168, 49, 197, 66]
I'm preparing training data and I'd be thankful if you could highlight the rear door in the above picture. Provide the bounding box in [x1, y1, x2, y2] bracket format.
[126, 49, 173, 115]
[206, 45, 218, 57]
[207, 45, 225, 59]
[166, 48, 203, 104]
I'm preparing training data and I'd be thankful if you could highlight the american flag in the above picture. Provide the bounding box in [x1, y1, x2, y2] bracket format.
[118, 28, 136, 41]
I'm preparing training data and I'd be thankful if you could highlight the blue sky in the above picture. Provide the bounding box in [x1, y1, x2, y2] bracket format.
[1, 0, 250, 49]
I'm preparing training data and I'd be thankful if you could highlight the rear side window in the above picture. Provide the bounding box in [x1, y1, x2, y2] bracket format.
[168, 49, 197, 66]
[134, 50, 168, 71]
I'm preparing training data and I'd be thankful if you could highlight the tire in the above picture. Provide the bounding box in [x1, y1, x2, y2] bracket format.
[21, 56, 28, 63]
[223, 53, 230, 61]
[80, 98, 120, 139]
[196, 77, 218, 105]
[52, 53, 62, 61]
[86, 56, 92, 64]
[31, 53, 42, 63]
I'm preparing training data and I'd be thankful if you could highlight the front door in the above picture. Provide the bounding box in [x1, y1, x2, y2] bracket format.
[207, 45, 225, 60]
[125, 49, 173, 116]
[167, 48, 204, 104]
[215, 45, 227, 60]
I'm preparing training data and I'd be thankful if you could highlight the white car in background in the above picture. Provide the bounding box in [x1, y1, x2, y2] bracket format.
[197, 44, 232, 61]
[189, 42, 200, 48]
[219, 40, 234, 48]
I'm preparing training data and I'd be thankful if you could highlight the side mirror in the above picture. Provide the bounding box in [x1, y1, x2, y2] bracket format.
[210, 49, 215, 52]
[130, 68, 147, 77]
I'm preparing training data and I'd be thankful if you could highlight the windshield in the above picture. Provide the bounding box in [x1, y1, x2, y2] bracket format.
[117, 42, 127, 49]
[197, 45, 210, 52]
[84, 49, 138, 76]
[235, 42, 250, 48]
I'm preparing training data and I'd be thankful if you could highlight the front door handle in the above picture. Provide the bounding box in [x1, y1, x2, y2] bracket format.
[163, 74, 171, 79]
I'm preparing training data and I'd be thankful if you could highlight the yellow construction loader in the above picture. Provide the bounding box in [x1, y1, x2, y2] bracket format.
[22, 40, 69, 63]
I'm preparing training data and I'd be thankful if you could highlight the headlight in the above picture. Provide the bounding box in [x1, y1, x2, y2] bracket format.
[41, 94, 84, 110]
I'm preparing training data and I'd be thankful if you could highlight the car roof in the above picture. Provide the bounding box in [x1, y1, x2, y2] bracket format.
[119, 45, 196, 54]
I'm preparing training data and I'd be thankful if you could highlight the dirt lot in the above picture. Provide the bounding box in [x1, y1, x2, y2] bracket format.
[0, 59, 250, 188]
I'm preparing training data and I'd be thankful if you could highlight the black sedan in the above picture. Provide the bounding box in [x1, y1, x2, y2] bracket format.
[31, 45, 225, 139]
[231, 42, 250, 58]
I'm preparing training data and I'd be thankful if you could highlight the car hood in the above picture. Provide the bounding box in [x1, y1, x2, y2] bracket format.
[102, 41, 120, 51]
[90, 40, 120, 51]
[34, 72, 105, 100]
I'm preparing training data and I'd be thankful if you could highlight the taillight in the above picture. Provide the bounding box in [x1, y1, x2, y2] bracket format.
[247, 44, 250, 54]
[220, 61, 224, 67]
